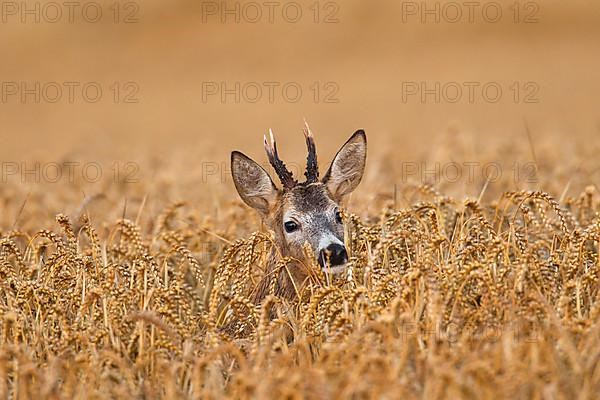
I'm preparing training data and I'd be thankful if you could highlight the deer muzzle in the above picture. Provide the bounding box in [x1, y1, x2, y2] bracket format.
[318, 243, 348, 272]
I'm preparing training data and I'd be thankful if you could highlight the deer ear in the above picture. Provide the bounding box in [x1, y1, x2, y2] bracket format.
[322, 130, 367, 201]
[231, 151, 278, 215]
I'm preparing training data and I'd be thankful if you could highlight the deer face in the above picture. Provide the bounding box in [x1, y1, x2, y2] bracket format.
[231, 126, 367, 273]
[279, 182, 347, 272]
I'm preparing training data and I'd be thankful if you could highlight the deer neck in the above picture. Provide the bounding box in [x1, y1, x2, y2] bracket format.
[253, 247, 308, 304]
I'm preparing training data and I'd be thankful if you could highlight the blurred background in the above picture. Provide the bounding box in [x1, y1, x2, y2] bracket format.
[1, 0, 599, 228]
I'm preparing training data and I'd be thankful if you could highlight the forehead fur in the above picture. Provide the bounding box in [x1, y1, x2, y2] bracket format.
[283, 182, 335, 212]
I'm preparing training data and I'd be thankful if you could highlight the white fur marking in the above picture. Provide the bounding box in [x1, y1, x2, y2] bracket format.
[318, 233, 346, 275]
[318, 233, 343, 252]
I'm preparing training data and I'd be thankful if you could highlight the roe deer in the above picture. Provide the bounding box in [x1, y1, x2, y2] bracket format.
[231, 124, 367, 302]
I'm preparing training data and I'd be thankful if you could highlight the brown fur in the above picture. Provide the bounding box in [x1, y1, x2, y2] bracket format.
[231, 129, 367, 303]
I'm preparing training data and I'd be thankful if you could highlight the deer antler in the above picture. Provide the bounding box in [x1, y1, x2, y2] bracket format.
[264, 129, 297, 189]
[303, 120, 319, 183]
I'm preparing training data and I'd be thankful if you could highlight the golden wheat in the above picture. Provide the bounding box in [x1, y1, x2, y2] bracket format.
[0, 156, 600, 399]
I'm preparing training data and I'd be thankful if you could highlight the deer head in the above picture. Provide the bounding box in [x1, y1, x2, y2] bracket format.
[231, 124, 367, 274]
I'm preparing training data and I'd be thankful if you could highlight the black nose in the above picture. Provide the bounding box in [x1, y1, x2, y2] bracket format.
[318, 244, 348, 268]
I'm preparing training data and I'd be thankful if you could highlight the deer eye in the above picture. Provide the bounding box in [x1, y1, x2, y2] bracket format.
[284, 221, 299, 233]
[335, 209, 343, 224]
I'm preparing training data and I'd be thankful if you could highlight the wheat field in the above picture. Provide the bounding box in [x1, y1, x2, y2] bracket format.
[2, 0, 600, 399]
[2, 138, 600, 398]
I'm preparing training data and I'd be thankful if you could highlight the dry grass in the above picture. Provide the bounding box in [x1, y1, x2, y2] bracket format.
[1, 150, 600, 399]
[1, 1, 599, 398]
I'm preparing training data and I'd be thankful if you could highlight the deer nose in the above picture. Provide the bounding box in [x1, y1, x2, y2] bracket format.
[319, 243, 348, 268]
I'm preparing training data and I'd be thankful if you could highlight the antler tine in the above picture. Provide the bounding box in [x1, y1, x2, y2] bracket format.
[264, 128, 297, 189]
[303, 120, 319, 183]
